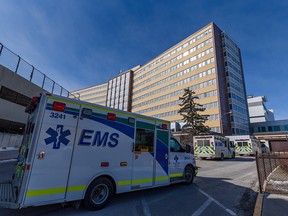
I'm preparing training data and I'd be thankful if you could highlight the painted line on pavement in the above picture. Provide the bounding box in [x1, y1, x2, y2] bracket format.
[192, 198, 212, 216]
[141, 196, 152, 216]
[196, 187, 237, 216]
[0, 159, 17, 163]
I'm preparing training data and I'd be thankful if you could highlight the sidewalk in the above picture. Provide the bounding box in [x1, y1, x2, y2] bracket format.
[254, 192, 288, 216]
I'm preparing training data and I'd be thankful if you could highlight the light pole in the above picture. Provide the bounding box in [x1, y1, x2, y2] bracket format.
[220, 111, 232, 135]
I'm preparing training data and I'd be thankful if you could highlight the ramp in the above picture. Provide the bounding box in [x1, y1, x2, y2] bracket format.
[0, 181, 18, 208]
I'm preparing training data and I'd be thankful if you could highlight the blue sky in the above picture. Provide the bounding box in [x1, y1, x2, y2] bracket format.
[0, 0, 287, 120]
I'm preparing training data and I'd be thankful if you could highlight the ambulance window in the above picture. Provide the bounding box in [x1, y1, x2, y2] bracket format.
[203, 140, 210, 146]
[238, 142, 242, 147]
[135, 129, 154, 152]
[243, 142, 248, 146]
[170, 138, 184, 152]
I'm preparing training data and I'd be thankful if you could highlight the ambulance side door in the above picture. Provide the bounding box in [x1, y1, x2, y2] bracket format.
[23, 98, 80, 205]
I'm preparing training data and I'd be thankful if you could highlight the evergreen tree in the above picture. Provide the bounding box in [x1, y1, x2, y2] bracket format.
[178, 88, 210, 144]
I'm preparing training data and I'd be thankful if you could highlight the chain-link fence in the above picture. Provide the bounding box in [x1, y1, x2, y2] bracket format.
[256, 152, 288, 194]
[0, 43, 79, 99]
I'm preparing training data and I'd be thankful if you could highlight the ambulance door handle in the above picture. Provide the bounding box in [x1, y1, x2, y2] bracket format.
[37, 151, 45, 160]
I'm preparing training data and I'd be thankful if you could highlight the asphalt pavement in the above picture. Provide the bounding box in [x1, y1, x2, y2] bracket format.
[1, 148, 288, 216]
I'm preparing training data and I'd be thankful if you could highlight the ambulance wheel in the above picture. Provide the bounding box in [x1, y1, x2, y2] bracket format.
[220, 153, 224, 161]
[184, 166, 194, 185]
[84, 177, 114, 210]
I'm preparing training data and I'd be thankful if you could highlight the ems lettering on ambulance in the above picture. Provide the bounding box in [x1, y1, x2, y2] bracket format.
[78, 129, 119, 147]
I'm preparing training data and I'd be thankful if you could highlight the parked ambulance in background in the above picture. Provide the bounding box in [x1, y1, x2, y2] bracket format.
[0, 93, 197, 210]
[193, 134, 235, 160]
[226, 135, 262, 156]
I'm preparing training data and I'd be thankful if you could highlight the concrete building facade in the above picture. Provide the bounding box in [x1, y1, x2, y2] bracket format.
[72, 83, 108, 106]
[0, 65, 44, 134]
[132, 23, 249, 135]
[106, 69, 134, 111]
[247, 95, 275, 123]
[252, 120, 288, 152]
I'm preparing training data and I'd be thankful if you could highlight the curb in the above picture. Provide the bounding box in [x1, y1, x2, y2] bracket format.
[253, 192, 263, 216]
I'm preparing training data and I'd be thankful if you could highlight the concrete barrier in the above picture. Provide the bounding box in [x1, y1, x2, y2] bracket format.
[0, 133, 23, 148]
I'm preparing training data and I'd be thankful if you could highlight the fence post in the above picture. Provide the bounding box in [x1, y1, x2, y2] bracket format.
[255, 152, 263, 193]
[30, 66, 35, 81]
[0, 43, 3, 56]
[15, 55, 21, 74]
[52, 81, 55, 93]
[42, 74, 46, 88]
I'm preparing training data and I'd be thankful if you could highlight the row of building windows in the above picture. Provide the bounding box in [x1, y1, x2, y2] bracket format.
[133, 75, 216, 104]
[229, 92, 246, 104]
[138, 100, 218, 115]
[134, 38, 213, 83]
[231, 104, 248, 116]
[134, 61, 215, 96]
[252, 125, 288, 133]
[228, 81, 245, 95]
[210, 127, 221, 133]
[197, 90, 218, 99]
[222, 33, 239, 52]
[76, 84, 107, 95]
[226, 60, 241, 76]
[226, 71, 243, 85]
[208, 114, 219, 121]
[132, 89, 217, 110]
[151, 109, 219, 121]
[232, 128, 249, 135]
[202, 101, 218, 110]
[82, 95, 107, 102]
[231, 116, 249, 127]
[135, 28, 212, 76]
[224, 51, 240, 68]
[80, 90, 107, 99]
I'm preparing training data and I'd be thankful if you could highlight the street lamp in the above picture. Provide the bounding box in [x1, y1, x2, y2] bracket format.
[220, 111, 232, 135]
[221, 111, 232, 120]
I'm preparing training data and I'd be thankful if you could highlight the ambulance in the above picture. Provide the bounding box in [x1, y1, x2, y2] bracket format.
[193, 134, 235, 160]
[226, 135, 262, 156]
[0, 93, 197, 210]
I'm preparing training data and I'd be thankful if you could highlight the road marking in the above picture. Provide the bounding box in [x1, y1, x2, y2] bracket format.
[141, 196, 152, 216]
[0, 159, 17, 163]
[197, 187, 237, 216]
[192, 198, 212, 216]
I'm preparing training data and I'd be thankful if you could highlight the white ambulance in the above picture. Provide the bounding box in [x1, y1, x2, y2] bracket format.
[0, 93, 197, 210]
[193, 134, 235, 160]
[226, 135, 262, 156]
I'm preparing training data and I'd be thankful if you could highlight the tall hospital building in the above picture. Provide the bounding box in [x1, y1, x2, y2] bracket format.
[72, 23, 250, 135]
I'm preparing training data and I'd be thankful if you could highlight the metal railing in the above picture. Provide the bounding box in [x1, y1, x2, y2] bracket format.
[256, 152, 288, 194]
[0, 43, 79, 99]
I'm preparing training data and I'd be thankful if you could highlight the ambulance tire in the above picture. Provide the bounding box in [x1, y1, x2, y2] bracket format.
[84, 177, 114, 210]
[184, 166, 194, 185]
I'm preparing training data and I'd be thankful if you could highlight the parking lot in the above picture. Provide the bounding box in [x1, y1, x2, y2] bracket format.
[0, 155, 258, 216]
